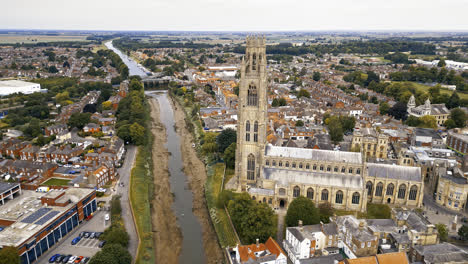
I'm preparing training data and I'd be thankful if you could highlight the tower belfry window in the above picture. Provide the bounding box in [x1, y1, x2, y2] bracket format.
[245, 121, 251, 141]
[248, 84, 258, 106]
[247, 154, 255, 180]
[254, 121, 258, 142]
[252, 53, 257, 70]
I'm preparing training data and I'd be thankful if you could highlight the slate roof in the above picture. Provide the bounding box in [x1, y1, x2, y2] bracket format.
[413, 243, 468, 263]
[263, 168, 363, 189]
[366, 163, 421, 182]
[265, 144, 362, 164]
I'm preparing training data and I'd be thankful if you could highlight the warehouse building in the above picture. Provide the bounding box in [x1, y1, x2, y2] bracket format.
[0, 187, 96, 264]
[0, 80, 42, 96]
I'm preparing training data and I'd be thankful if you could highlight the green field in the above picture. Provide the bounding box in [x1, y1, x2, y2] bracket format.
[42, 178, 70, 186]
[0, 34, 89, 44]
[398, 81, 468, 100]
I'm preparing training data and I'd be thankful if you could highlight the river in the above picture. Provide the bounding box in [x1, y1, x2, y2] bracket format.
[105, 40, 148, 77]
[109, 41, 207, 263]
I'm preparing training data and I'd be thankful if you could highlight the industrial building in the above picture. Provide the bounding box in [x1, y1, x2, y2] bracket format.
[0, 186, 97, 264]
[0, 80, 42, 96]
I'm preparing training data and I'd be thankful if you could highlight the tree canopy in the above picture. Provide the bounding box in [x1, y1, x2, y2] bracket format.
[0, 246, 20, 264]
[217, 128, 237, 153]
[285, 197, 320, 227]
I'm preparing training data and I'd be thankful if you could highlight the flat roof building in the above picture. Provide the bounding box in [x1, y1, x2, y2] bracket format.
[0, 80, 42, 96]
[0, 188, 97, 264]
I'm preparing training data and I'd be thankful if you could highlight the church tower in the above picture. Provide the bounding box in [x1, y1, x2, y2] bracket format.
[235, 36, 268, 191]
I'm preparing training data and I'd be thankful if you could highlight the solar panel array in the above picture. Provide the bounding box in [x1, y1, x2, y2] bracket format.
[34, 210, 60, 225]
[21, 208, 52, 224]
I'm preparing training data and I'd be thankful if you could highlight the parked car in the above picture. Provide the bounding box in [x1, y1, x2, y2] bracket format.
[62, 255, 71, 263]
[67, 256, 77, 263]
[49, 254, 61, 263]
[81, 257, 90, 264]
[90, 232, 96, 239]
[104, 214, 110, 221]
[84, 232, 90, 238]
[98, 240, 106, 248]
[79, 232, 85, 237]
[95, 232, 103, 238]
[74, 256, 83, 263]
[55, 255, 64, 263]
[85, 214, 93, 221]
[71, 236, 81, 245]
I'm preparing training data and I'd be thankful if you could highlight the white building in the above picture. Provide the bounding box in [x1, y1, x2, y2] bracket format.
[0, 80, 42, 96]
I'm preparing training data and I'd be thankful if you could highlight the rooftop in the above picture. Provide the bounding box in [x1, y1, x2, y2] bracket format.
[265, 144, 362, 164]
[366, 163, 421, 182]
[0, 188, 94, 247]
[0, 181, 19, 194]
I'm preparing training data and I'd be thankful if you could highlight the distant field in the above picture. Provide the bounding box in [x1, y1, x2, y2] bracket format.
[0, 34, 89, 44]
[42, 178, 70, 186]
[404, 81, 468, 100]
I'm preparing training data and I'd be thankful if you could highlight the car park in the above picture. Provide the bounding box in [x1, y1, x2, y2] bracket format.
[71, 236, 81, 245]
[49, 254, 61, 263]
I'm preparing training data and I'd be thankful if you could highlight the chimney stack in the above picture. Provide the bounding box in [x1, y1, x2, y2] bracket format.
[298, 220, 303, 227]
[256, 238, 259, 247]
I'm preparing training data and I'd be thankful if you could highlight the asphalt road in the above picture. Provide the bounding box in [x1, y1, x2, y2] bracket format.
[116, 145, 138, 261]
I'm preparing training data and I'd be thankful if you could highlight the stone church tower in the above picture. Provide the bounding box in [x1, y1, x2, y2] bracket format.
[235, 36, 268, 191]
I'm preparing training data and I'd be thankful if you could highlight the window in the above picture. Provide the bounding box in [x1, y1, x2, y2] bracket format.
[252, 53, 257, 70]
[279, 188, 286, 196]
[348, 168, 353, 174]
[247, 154, 255, 180]
[334, 166, 338, 172]
[375, 182, 383, 196]
[263, 197, 266, 203]
[398, 184, 406, 199]
[306, 163, 310, 169]
[254, 121, 258, 142]
[285, 162, 289, 167]
[320, 165, 324, 171]
[272, 160, 276, 166]
[367, 242, 371, 247]
[313, 164, 317, 170]
[352, 192, 360, 204]
[247, 84, 258, 106]
[245, 121, 250, 141]
[386, 183, 394, 195]
[321, 189, 329, 201]
[335, 191, 343, 204]
[292, 162, 296, 168]
[356, 168, 361, 175]
[366, 181, 373, 196]
[361, 242, 365, 248]
[307, 188, 314, 199]
[299, 163, 303, 169]
[268, 198, 272, 204]
[341, 167, 346, 173]
[293, 186, 300, 198]
[279, 161, 283, 167]
[409, 185, 418, 200]
[265, 160, 270, 166]
[327, 166, 331, 172]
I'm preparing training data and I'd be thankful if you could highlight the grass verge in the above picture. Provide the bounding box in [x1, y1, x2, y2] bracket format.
[129, 99, 155, 264]
[41, 178, 70, 186]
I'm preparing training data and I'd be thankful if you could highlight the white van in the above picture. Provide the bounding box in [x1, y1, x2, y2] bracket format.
[105, 214, 110, 221]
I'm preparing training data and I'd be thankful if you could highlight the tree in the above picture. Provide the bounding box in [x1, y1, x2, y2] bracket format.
[202, 132, 218, 155]
[223, 143, 236, 169]
[297, 89, 311, 98]
[445, 119, 457, 129]
[89, 251, 119, 264]
[101, 225, 130, 248]
[405, 115, 421, 127]
[327, 116, 344, 144]
[379, 102, 390, 115]
[0, 246, 20, 264]
[228, 193, 277, 244]
[48, 65, 58, 73]
[438, 59, 446, 67]
[388, 102, 408, 120]
[100, 244, 132, 264]
[295, 120, 304, 127]
[418, 115, 437, 129]
[67, 112, 91, 129]
[300, 67, 307, 76]
[129, 122, 145, 145]
[102, 101, 112, 110]
[129, 79, 143, 91]
[271, 98, 279, 107]
[313, 71, 321, 81]
[450, 108, 467, 128]
[318, 202, 334, 223]
[436, 223, 448, 242]
[285, 197, 320, 227]
[216, 128, 236, 153]
[458, 225, 468, 241]
[447, 92, 460, 109]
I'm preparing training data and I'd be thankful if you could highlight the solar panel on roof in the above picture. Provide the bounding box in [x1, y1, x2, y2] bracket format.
[34, 210, 60, 225]
[21, 208, 52, 224]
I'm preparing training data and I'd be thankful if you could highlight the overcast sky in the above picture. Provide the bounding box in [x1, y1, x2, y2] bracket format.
[2, 0, 468, 31]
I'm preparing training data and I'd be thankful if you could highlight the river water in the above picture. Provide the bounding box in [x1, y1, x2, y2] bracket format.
[105, 40, 148, 77]
[109, 41, 206, 263]
[150, 91, 207, 264]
